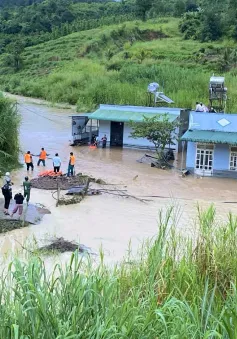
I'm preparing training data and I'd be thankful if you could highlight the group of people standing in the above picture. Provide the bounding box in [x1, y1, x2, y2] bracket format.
[195, 102, 216, 113]
[24, 148, 76, 176]
[91, 134, 107, 148]
[2, 149, 76, 216]
[2, 173, 31, 217]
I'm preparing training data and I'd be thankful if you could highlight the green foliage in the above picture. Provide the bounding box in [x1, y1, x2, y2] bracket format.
[129, 114, 180, 157]
[135, 0, 153, 21]
[0, 95, 20, 171]
[0, 207, 237, 336]
[1, 18, 237, 112]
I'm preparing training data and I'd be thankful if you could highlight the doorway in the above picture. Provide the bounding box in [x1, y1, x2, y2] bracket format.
[195, 144, 214, 176]
[110, 121, 124, 147]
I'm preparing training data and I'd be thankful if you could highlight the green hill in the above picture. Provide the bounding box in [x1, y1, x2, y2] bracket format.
[1, 17, 237, 112]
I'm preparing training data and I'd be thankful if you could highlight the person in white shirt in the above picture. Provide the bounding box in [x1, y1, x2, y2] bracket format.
[53, 153, 61, 173]
[195, 102, 202, 112]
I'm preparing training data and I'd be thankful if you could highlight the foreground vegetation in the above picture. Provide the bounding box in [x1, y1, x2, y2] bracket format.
[2, 206, 237, 337]
[0, 95, 20, 172]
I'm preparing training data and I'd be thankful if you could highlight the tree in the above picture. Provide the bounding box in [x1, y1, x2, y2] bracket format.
[129, 114, 180, 159]
[200, 12, 222, 41]
[4, 41, 24, 71]
[135, 0, 153, 21]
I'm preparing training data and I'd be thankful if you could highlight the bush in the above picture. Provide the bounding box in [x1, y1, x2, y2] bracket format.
[0, 95, 20, 171]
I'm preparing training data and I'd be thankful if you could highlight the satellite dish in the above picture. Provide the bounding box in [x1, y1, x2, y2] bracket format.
[147, 82, 159, 93]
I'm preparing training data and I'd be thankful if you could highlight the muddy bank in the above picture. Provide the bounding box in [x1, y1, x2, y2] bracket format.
[31, 174, 105, 190]
[0, 199, 50, 228]
[0, 219, 30, 233]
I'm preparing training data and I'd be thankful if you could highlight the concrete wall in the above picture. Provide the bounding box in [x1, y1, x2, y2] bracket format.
[186, 142, 196, 168]
[98, 120, 178, 150]
[213, 144, 230, 170]
[98, 120, 111, 142]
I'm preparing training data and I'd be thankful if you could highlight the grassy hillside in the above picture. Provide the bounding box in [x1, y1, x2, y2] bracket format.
[1, 17, 237, 112]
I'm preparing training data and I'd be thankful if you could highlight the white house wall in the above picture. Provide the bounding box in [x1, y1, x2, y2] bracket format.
[98, 120, 111, 142]
[98, 120, 178, 150]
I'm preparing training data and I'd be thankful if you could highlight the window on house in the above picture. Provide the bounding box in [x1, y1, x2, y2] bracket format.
[195, 144, 214, 171]
[230, 147, 237, 171]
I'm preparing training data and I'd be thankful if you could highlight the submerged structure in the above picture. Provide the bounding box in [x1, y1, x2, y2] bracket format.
[181, 111, 237, 178]
[71, 104, 190, 152]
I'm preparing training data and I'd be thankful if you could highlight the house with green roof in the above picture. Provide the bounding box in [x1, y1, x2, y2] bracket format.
[181, 111, 237, 178]
[71, 104, 189, 152]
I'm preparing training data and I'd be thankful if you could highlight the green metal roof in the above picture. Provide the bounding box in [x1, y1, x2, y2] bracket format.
[89, 109, 178, 123]
[181, 130, 237, 145]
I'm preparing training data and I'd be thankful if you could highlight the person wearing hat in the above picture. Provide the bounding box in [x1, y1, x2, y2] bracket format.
[4, 172, 13, 185]
[1, 180, 12, 215]
[23, 176, 31, 205]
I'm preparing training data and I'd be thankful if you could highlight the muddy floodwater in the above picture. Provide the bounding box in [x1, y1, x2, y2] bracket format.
[1, 94, 237, 264]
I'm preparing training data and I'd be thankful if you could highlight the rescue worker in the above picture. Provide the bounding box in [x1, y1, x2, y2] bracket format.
[37, 147, 48, 166]
[2, 180, 12, 215]
[24, 151, 34, 171]
[67, 152, 75, 177]
[102, 134, 107, 148]
[23, 176, 31, 205]
[11, 192, 24, 218]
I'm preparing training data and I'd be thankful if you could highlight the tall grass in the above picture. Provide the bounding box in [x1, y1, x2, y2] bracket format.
[0, 95, 20, 172]
[1, 18, 237, 112]
[1, 206, 237, 337]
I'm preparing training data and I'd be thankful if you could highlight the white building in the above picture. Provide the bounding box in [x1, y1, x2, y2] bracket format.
[71, 104, 190, 152]
[89, 104, 189, 151]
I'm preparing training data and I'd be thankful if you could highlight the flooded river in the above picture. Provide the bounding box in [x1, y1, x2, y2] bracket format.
[1, 94, 237, 264]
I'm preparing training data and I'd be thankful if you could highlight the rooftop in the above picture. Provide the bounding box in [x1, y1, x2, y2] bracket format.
[88, 104, 182, 123]
[181, 129, 237, 145]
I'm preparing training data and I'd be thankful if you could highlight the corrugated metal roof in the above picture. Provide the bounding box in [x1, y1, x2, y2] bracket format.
[98, 104, 181, 115]
[181, 130, 237, 145]
[89, 109, 178, 123]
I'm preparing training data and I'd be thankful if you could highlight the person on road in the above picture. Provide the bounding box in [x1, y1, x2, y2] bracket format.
[102, 134, 107, 148]
[24, 151, 34, 171]
[2, 180, 12, 215]
[67, 152, 75, 177]
[23, 176, 31, 205]
[11, 192, 24, 218]
[53, 153, 61, 173]
[37, 148, 48, 166]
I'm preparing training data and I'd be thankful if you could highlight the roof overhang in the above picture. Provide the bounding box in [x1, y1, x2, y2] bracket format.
[181, 129, 237, 145]
[89, 109, 179, 123]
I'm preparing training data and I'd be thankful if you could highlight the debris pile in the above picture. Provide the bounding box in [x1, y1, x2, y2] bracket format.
[39, 237, 91, 254]
[31, 173, 106, 190]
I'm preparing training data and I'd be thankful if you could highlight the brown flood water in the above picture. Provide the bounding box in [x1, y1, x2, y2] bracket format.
[1, 94, 237, 264]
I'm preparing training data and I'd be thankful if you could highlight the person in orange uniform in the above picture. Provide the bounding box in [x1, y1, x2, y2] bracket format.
[24, 151, 34, 171]
[67, 152, 75, 177]
[37, 148, 48, 167]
